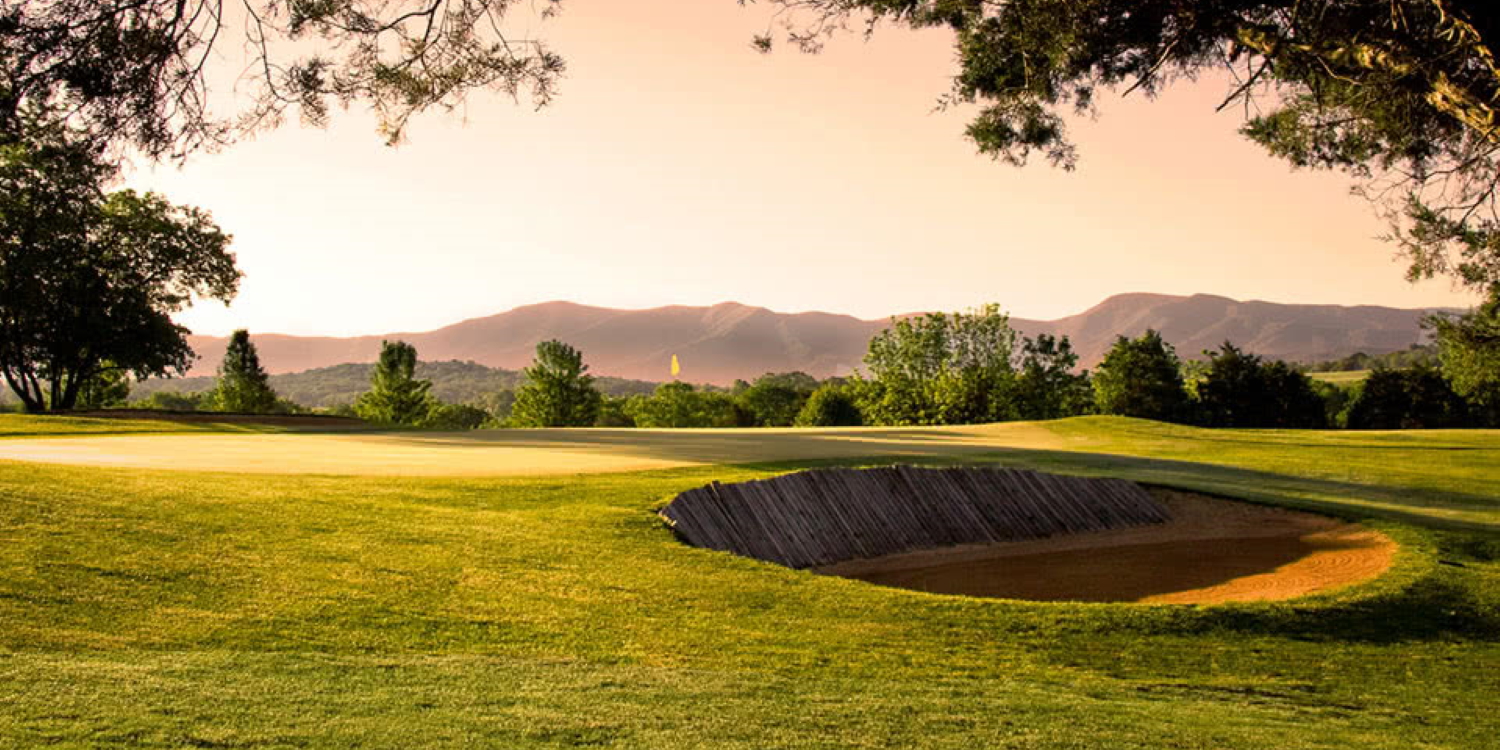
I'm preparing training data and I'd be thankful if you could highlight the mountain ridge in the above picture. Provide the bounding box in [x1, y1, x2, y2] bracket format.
[183, 293, 1454, 385]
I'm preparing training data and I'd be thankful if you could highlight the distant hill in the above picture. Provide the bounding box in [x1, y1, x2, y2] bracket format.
[132, 360, 662, 409]
[179, 294, 1450, 384]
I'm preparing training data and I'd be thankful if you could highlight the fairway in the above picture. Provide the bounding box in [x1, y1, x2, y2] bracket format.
[1, 415, 1497, 748]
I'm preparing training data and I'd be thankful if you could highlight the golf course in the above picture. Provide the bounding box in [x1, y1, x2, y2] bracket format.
[1, 414, 1496, 748]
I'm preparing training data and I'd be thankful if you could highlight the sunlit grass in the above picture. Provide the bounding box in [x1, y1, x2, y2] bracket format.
[0, 416, 1496, 747]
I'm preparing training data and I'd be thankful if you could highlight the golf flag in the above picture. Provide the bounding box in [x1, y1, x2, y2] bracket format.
[671, 355, 681, 377]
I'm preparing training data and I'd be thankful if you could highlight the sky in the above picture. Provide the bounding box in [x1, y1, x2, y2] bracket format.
[126, 0, 1479, 338]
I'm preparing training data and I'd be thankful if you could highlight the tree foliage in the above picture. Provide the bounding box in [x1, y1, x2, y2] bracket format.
[794, 383, 863, 426]
[1013, 333, 1092, 420]
[353, 339, 433, 425]
[0, 0, 566, 158]
[1195, 342, 1327, 428]
[0, 137, 238, 412]
[211, 329, 278, 413]
[859, 304, 1019, 425]
[510, 339, 601, 427]
[625, 382, 740, 428]
[1092, 330, 1190, 421]
[1431, 290, 1500, 422]
[1345, 364, 1472, 428]
[761, 0, 1500, 293]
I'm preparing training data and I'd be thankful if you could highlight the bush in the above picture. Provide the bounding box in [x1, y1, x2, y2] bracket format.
[1345, 365, 1471, 429]
[1093, 330, 1191, 421]
[422, 402, 489, 430]
[795, 385, 863, 426]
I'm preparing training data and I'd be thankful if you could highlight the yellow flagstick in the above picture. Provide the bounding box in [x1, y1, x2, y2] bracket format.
[670, 354, 681, 378]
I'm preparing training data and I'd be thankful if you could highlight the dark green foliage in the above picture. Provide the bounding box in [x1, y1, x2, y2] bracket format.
[1312, 380, 1357, 428]
[594, 396, 637, 427]
[1432, 292, 1500, 426]
[0, 137, 238, 412]
[210, 330, 279, 413]
[1195, 343, 1328, 429]
[765, 0, 1500, 293]
[794, 384, 863, 427]
[734, 373, 816, 427]
[0, 1, 565, 158]
[1013, 334, 1093, 420]
[859, 305, 1020, 426]
[421, 403, 489, 431]
[132, 391, 211, 412]
[1346, 365, 1473, 429]
[510, 340, 602, 428]
[75, 364, 131, 410]
[626, 382, 739, 428]
[1093, 330, 1191, 421]
[353, 341, 434, 426]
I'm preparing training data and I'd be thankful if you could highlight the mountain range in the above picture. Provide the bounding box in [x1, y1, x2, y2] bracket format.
[182, 293, 1449, 385]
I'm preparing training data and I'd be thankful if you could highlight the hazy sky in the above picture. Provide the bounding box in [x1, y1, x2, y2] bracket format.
[127, 0, 1478, 337]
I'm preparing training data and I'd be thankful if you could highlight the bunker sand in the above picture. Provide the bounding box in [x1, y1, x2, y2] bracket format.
[817, 490, 1396, 604]
[0, 423, 1069, 476]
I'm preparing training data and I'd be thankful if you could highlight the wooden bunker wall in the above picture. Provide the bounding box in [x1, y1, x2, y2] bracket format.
[659, 466, 1170, 569]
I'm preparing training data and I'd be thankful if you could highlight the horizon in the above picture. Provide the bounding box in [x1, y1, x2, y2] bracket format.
[181, 290, 1460, 340]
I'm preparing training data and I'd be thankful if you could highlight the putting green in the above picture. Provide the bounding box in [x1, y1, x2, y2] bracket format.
[0, 423, 1071, 476]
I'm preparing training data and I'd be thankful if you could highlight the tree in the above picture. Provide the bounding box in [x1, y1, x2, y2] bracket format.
[353, 340, 434, 425]
[859, 304, 1019, 425]
[1092, 330, 1191, 421]
[75, 362, 131, 409]
[735, 373, 815, 426]
[1345, 364, 1472, 428]
[1195, 342, 1326, 428]
[421, 402, 489, 430]
[1431, 289, 1500, 425]
[210, 330, 278, 413]
[0, 137, 239, 412]
[762, 1, 1500, 294]
[0, 1, 566, 158]
[626, 382, 740, 428]
[510, 340, 601, 427]
[795, 384, 863, 427]
[1013, 333, 1092, 420]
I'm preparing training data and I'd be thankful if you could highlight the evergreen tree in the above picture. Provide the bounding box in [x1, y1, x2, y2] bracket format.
[510, 340, 602, 427]
[211, 330, 278, 413]
[354, 340, 434, 425]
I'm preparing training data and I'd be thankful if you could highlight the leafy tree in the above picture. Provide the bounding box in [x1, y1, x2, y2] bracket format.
[1013, 334, 1092, 420]
[626, 382, 739, 428]
[594, 395, 638, 427]
[133, 390, 209, 412]
[860, 304, 1019, 425]
[0, 137, 238, 412]
[75, 363, 131, 409]
[735, 373, 815, 426]
[210, 330, 279, 413]
[1195, 343, 1326, 428]
[510, 340, 602, 427]
[1345, 365, 1472, 429]
[353, 340, 434, 425]
[763, 1, 1500, 294]
[0, 1, 566, 158]
[1092, 330, 1191, 421]
[795, 384, 863, 427]
[421, 402, 489, 431]
[1431, 290, 1500, 425]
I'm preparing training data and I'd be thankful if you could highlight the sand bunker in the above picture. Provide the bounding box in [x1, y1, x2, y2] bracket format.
[817, 489, 1395, 604]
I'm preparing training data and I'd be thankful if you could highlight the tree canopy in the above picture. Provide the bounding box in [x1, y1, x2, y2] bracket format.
[211, 329, 278, 413]
[1092, 330, 1190, 421]
[510, 339, 602, 427]
[353, 339, 434, 425]
[761, 0, 1500, 294]
[0, 137, 238, 412]
[0, 0, 566, 158]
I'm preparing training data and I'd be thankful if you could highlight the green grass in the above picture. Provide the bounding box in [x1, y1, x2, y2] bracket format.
[0, 418, 1497, 747]
[1308, 369, 1370, 385]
